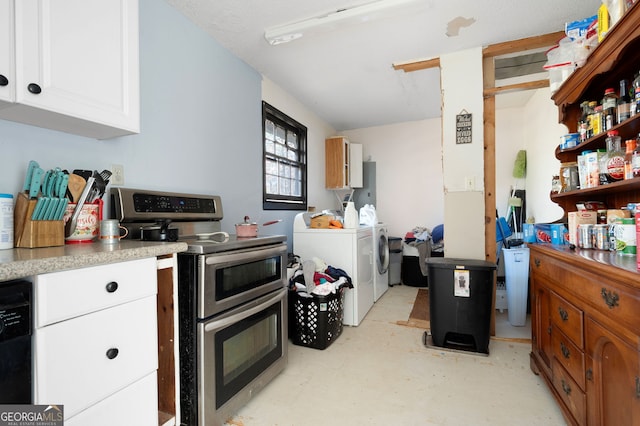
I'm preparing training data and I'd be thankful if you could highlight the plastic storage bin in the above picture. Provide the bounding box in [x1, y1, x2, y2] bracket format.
[426, 258, 496, 354]
[401, 255, 428, 287]
[502, 247, 530, 326]
[388, 237, 402, 286]
[290, 289, 345, 350]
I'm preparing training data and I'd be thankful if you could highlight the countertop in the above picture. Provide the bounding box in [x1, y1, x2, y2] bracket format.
[0, 240, 188, 281]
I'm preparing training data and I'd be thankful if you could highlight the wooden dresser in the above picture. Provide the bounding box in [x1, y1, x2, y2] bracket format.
[529, 245, 640, 425]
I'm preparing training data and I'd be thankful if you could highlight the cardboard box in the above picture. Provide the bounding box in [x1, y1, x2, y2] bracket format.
[310, 214, 333, 229]
[567, 211, 597, 245]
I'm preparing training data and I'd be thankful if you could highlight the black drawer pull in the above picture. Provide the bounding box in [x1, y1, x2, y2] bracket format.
[0, 74, 8, 86]
[105, 281, 118, 293]
[106, 348, 119, 360]
[534, 258, 540, 267]
[558, 307, 568, 322]
[601, 288, 619, 309]
[586, 368, 593, 382]
[27, 83, 41, 94]
[561, 379, 571, 396]
[560, 342, 570, 359]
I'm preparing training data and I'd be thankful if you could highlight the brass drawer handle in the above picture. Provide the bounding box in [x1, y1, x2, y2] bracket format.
[558, 307, 569, 322]
[601, 288, 619, 309]
[560, 342, 570, 359]
[561, 379, 571, 396]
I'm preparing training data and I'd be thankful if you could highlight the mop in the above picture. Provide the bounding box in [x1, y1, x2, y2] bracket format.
[507, 150, 527, 236]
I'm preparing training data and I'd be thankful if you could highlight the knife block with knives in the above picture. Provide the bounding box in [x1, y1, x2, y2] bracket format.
[14, 192, 65, 248]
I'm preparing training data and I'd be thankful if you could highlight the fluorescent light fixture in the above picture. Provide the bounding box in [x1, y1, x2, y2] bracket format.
[264, 0, 422, 45]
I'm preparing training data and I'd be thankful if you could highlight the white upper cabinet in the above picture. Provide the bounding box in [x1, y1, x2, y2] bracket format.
[0, 0, 139, 139]
[0, 0, 15, 107]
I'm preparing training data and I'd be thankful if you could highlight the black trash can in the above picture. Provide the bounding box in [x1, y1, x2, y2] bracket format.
[426, 258, 496, 354]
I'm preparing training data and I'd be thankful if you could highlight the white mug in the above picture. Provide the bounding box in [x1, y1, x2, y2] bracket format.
[99, 219, 128, 244]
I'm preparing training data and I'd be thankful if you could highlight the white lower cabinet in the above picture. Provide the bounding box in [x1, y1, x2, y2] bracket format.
[65, 372, 158, 426]
[33, 258, 158, 423]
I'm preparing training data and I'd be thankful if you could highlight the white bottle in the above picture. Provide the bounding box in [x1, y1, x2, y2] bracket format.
[344, 202, 358, 229]
[0, 193, 14, 250]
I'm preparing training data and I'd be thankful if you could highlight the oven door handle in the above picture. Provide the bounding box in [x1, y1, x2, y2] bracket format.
[204, 244, 285, 265]
[203, 288, 286, 333]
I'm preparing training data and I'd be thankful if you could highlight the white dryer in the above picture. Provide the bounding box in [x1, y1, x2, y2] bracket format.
[293, 213, 374, 326]
[372, 223, 389, 301]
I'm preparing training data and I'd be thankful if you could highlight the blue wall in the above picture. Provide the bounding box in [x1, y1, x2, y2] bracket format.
[1, 0, 287, 238]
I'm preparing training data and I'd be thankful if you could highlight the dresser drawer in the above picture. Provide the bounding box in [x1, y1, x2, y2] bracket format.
[35, 257, 157, 327]
[34, 296, 158, 418]
[552, 358, 586, 425]
[552, 328, 585, 390]
[65, 372, 158, 426]
[550, 291, 583, 348]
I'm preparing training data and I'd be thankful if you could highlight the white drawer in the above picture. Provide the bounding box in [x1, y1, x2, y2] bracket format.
[35, 257, 156, 327]
[65, 372, 158, 426]
[34, 296, 158, 418]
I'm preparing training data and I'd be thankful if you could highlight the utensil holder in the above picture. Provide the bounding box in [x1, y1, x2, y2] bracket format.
[63, 199, 103, 243]
[13, 192, 64, 248]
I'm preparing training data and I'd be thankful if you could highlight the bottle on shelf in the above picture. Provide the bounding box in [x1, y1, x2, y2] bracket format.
[633, 87, 640, 117]
[633, 133, 640, 178]
[590, 104, 603, 136]
[617, 79, 632, 123]
[602, 88, 618, 131]
[600, 130, 624, 184]
[624, 139, 636, 179]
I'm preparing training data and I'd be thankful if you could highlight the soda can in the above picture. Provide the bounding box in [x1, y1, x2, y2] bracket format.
[578, 224, 594, 248]
[593, 224, 609, 250]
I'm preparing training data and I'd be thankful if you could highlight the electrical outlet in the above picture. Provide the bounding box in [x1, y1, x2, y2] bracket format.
[111, 164, 125, 185]
[465, 176, 475, 191]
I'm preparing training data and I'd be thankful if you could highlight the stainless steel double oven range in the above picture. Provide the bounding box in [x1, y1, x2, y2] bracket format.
[112, 188, 288, 426]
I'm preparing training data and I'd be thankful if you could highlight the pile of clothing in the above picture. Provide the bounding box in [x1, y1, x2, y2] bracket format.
[288, 256, 353, 297]
[404, 226, 433, 277]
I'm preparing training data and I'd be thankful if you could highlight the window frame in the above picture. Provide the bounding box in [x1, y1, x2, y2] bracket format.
[262, 101, 308, 211]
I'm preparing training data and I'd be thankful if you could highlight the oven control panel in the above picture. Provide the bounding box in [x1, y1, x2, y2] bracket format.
[111, 188, 224, 222]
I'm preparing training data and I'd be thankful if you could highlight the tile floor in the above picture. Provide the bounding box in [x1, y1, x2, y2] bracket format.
[226, 284, 565, 426]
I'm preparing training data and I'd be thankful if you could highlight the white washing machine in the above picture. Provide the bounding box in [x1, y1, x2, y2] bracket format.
[372, 223, 389, 302]
[293, 213, 374, 326]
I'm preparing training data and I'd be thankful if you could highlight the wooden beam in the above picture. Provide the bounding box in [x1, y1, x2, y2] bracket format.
[483, 55, 497, 337]
[394, 31, 563, 73]
[484, 79, 550, 97]
[483, 31, 565, 58]
[392, 57, 440, 73]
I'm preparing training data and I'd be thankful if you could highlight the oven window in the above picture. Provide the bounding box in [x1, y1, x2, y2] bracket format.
[215, 256, 281, 301]
[215, 300, 283, 408]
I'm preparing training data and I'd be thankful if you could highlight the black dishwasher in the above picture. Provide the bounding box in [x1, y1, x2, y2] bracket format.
[0, 279, 32, 404]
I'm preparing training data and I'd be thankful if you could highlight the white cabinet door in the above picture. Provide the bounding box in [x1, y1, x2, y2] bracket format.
[1, 0, 139, 139]
[65, 373, 158, 426]
[34, 296, 158, 418]
[0, 0, 15, 106]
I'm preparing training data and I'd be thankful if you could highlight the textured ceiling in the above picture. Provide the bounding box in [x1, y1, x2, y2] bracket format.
[166, 0, 601, 131]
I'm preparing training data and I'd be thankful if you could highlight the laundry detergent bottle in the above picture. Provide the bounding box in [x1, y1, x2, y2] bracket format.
[344, 202, 358, 229]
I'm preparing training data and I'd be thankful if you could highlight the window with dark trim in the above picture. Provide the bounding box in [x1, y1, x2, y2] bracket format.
[262, 101, 307, 210]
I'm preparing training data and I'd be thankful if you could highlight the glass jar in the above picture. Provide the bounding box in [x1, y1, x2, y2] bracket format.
[551, 175, 561, 194]
[632, 133, 640, 178]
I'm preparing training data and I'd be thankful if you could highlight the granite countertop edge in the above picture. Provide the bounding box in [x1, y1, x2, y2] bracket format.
[0, 241, 189, 282]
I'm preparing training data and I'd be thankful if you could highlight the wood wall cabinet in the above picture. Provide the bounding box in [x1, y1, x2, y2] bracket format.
[325, 136, 363, 189]
[0, 0, 140, 139]
[530, 4, 640, 425]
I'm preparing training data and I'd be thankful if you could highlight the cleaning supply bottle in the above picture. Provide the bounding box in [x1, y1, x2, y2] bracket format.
[344, 202, 358, 229]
